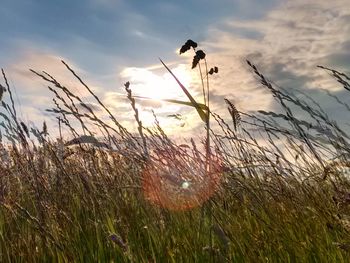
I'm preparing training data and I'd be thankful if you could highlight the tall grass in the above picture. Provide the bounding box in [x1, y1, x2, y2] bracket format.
[0, 40, 350, 262]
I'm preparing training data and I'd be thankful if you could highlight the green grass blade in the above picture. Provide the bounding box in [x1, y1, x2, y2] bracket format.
[132, 95, 209, 111]
[159, 58, 209, 122]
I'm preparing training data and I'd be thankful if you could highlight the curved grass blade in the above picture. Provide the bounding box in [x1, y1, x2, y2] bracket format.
[132, 95, 209, 111]
[159, 58, 209, 122]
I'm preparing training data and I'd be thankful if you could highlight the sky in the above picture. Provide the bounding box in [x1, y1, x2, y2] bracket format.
[1, 0, 350, 140]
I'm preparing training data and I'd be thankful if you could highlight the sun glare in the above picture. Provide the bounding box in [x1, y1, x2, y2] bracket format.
[121, 64, 193, 100]
[142, 151, 222, 211]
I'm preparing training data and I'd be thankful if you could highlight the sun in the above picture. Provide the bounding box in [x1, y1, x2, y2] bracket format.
[121, 64, 194, 100]
[119, 63, 200, 130]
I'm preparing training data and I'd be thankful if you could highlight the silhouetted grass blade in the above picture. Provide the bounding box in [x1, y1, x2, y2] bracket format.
[159, 58, 209, 122]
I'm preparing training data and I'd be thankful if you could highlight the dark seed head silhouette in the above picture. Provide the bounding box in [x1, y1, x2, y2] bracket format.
[192, 50, 206, 69]
[179, 39, 198, 54]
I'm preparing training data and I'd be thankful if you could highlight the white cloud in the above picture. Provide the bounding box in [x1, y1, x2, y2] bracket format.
[3, 0, 350, 140]
[1, 48, 115, 137]
[5, 48, 95, 95]
[202, 0, 350, 117]
[109, 64, 207, 134]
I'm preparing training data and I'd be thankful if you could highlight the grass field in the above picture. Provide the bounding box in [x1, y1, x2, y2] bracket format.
[0, 42, 350, 262]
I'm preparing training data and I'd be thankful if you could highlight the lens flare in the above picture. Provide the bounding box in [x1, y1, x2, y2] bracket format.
[142, 150, 222, 211]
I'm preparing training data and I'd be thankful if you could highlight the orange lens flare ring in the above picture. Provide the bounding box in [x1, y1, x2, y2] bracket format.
[142, 154, 222, 210]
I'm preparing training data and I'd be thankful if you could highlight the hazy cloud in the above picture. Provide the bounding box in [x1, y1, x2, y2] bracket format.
[202, 0, 350, 118]
[2, 0, 350, 139]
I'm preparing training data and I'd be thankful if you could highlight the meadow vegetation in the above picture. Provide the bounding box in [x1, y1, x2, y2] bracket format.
[0, 41, 350, 262]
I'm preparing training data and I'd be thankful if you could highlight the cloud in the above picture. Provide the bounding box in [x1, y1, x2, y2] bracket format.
[118, 64, 205, 130]
[120, 64, 196, 100]
[0, 48, 121, 136]
[3, 0, 350, 140]
[89, 0, 123, 8]
[201, 0, 350, 119]
[1, 47, 199, 137]
[5, 48, 94, 94]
